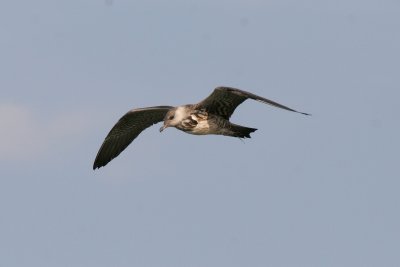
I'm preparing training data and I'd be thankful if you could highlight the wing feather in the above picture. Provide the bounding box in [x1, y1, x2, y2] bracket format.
[93, 106, 173, 169]
[195, 86, 310, 119]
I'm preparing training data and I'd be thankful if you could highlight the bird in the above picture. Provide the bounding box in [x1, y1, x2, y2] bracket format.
[93, 86, 310, 169]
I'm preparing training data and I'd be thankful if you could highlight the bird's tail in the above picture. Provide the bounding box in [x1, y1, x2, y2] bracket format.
[226, 123, 257, 138]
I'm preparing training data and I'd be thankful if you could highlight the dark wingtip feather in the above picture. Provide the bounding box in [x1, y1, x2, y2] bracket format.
[93, 161, 102, 170]
[93, 154, 113, 170]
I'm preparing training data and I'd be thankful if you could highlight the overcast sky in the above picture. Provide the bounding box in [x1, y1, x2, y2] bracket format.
[1, 0, 399, 266]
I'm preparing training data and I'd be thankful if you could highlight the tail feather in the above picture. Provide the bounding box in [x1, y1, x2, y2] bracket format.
[227, 124, 257, 138]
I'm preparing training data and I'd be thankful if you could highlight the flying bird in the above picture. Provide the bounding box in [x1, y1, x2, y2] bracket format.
[93, 86, 310, 169]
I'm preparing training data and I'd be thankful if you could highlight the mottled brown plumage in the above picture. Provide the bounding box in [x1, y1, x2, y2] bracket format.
[93, 86, 309, 169]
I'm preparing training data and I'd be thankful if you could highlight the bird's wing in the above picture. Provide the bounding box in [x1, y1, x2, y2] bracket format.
[195, 86, 310, 119]
[93, 106, 173, 169]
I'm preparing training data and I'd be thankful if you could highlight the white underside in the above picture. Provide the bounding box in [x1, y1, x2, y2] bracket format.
[189, 120, 212, 135]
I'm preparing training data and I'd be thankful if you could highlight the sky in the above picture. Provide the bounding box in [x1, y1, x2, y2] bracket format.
[1, 0, 399, 266]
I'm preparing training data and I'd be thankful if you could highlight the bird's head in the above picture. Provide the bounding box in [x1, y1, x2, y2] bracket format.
[159, 107, 184, 132]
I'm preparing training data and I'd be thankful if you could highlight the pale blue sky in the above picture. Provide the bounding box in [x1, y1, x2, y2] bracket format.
[1, 0, 399, 266]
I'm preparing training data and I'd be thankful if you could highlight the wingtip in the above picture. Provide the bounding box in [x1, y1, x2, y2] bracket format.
[93, 153, 110, 170]
[300, 111, 311, 116]
[93, 162, 102, 170]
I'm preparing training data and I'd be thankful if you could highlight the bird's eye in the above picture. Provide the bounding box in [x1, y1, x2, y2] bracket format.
[168, 115, 175, 120]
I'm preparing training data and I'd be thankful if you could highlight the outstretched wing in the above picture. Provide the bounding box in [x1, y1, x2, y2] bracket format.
[93, 106, 173, 169]
[195, 86, 310, 119]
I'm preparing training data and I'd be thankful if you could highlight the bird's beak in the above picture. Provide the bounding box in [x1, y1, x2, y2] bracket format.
[159, 124, 168, 132]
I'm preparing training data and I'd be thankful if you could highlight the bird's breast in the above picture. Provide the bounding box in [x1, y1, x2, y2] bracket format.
[179, 111, 211, 135]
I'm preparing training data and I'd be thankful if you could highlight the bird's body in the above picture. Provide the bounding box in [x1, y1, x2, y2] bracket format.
[168, 105, 256, 138]
[93, 86, 310, 169]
